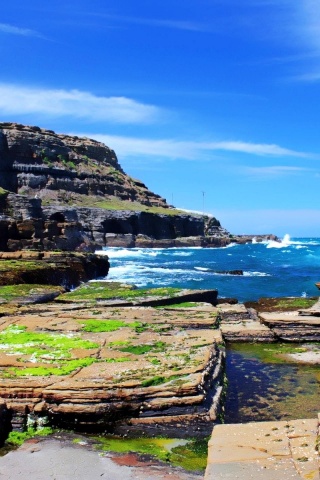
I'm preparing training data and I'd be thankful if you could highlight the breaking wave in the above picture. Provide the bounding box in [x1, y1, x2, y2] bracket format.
[95, 236, 320, 301]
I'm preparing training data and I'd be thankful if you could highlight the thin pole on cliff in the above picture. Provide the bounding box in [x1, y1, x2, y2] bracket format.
[202, 191, 205, 216]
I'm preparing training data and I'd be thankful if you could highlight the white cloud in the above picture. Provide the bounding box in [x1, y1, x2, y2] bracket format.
[0, 23, 41, 37]
[0, 84, 160, 124]
[203, 141, 308, 157]
[292, 71, 320, 83]
[244, 165, 312, 177]
[298, 1, 320, 50]
[83, 133, 310, 160]
[90, 13, 209, 32]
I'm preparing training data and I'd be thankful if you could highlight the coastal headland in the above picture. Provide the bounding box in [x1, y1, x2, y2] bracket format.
[0, 123, 319, 478]
[0, 122, 277, 251]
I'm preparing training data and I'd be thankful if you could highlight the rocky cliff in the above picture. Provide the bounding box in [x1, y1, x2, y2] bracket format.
[0, 122, 276, 251]
[0, 122, 215, 251]
[0, 191, 207, 251]
[0, 122, 167, 207]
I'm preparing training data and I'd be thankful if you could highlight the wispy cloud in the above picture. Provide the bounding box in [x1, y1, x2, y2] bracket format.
[203, 141, 308, 157]
[0, 84, 160, 124]
[243, 165, 313, 177]
[284, 2, 320, 81]
[291, 71, 320, 83]
[0, 23, 41, 37]
[89, 13, 209, 32]
[83, 134, 310, 161]
[298, 1, 320, 50]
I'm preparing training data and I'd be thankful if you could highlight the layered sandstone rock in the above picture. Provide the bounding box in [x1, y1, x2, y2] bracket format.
[0, 251, 110, 288]
[0, 122, 163, 206]
[0, 302, 225, 436]
[0, 122, 278, 250]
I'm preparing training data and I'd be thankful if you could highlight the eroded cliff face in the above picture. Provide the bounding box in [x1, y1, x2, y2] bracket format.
[0, 123, 278, 251]
[0, 123, 210, 251]
[0, 123, 209, 251]
[0, 192, 206, 251]
[0, 122, 167, 207]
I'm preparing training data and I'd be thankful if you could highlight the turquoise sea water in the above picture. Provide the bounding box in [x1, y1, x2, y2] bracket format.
[99, 235, 320, 302]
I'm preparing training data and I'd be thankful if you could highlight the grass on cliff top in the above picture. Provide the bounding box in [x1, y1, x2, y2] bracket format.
[69, 194, 187, 216]
[0, 260, 46, 272]
[58, 282, 181, 302]
[94, 435, 209, 471]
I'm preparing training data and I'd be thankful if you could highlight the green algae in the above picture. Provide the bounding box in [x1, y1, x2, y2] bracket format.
[79, 319, 142, 333]
[0, 324, 99, 376]
[228, 342, 316, 364]
[58, 282, 181, 303]
[70, 193, 186, 215]
[9, 357, 96, 377]
[274, 298, 317, 309]
[6, 427, 54, 447]
[0, 325, 98, 357]
[0, 187, 9, 198]
[141, 374, 183, 387]
[0, 284, 62, 303]
[245, 297, 318, 313]
[225, 342, 320, 423]
[156, 302, 202, 309]
[105, 357, 130, 363]
[94, 435, 208, 471]
[119, 341, 166, 355]
[0, 261, 46, 273]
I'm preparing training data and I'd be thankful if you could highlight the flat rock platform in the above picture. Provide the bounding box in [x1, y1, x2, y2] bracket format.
[205, 416, 320, 480]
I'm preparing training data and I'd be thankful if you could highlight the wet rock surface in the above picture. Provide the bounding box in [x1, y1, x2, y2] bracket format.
[0, 433, 203, 480]
[0, 266, 319, 479]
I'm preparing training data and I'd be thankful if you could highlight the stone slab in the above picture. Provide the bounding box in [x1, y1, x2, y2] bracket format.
[220, 319, 275, 342]
[205, 418, 320, 480]
[260, 312, 320, 325]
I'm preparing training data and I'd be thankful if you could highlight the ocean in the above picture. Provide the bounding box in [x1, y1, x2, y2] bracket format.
[97, 235, 320, 302]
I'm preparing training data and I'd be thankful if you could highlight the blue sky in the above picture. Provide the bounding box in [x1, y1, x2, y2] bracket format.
[1, 0, 319, 236]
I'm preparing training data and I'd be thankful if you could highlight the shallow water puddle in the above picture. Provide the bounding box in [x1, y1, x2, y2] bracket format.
[224, 342, 320, 423]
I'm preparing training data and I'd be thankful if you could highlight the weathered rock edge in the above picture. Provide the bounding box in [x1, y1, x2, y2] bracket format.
[0, 251, 110, 289]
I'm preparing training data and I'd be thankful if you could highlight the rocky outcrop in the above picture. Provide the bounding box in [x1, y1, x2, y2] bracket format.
[259, 310, 320, 341]
[0, 123, 279, 251]
[0, 251, 110, 289]
[0, 122, 167, 207]
[0, 301, 225, 436]
[0, 193, 206, 251]
[218, 303, 276, 342]
[0, 122, 209, 250]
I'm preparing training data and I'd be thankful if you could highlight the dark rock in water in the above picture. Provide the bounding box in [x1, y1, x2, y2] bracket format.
[215, 270, 243, 276]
